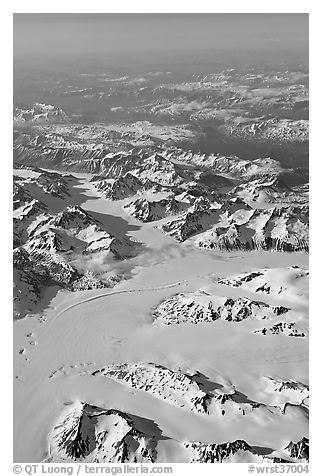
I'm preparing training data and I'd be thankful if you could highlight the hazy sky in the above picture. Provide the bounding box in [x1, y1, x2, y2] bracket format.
[13, 13, 308, 60]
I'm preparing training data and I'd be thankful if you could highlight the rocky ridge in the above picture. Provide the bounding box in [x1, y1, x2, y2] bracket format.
[152, 291, 289, 326]
[89, 362, 295, 421]
[123, 196, 188, 222]
[254, 322, 306, 337]
[194, 205, 308, 252]
[47, 402, 158, 463]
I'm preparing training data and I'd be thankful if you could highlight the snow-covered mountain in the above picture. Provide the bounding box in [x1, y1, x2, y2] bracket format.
[24, 205, 135, 257]
[47, 402, 158, 462]
[183, 437, 308, 463]
[14, 103, 69, 125]
[195, 205, 308, 252]
[152, 291, 289, 325]
[222, 118, 308, 145]
[254, 322, 306, 337]
[284, 437, 309, 462]
[230, 176, 308, 205]
[90, 361, 295, 421]
[217, 266, 309, 300]
[123, 196, 187, 222]
[261, 377, 309, 407]
[92, 362, 214, 414]
[13, 168, 139, 318]
[159, 196, 222, 241]
[92, 173, 165, 200]
[158, 195, 308, 252]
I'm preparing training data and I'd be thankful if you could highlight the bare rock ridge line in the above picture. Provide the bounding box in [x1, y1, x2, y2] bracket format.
[89, 362, 308, 419]
[184, 437, 309, 463]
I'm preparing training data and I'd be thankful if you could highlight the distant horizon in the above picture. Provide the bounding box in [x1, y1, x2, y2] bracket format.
[13, 13, 309, 60]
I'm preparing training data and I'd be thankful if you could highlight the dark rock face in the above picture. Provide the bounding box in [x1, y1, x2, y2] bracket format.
[273, 306, 290, 316]
[13, 181, 34, 209]
[13, 245, 78, 287]
[184, 439, 256, 462]
[35, 170, 71, 198]
[92, 173, 157, 200]
[254, 322, 306, 337]
[217, 297, 266, 322]
[123, 196, 185, 222]
[159, 197, 218, 241]
[13, 246, 81, 319]
[184, 438, 306, 463]
[284, 437, 309, 461]
[48, 402, 158, 463]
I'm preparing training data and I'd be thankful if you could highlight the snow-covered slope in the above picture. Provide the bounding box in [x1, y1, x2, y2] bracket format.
[13, 170, 140, 318]
[254, 322, 306, 337]
[48, 402, 158, 462]
[231, 176, 308, 205]
[183, 437, 309, 463]
[14, 103, 69, 125]
[158, 195, 308, 252]
[92, 173, 165, 200]
[159, 197, 222, 241]
[89, 362, 301, 421]
[195, 205, 308, 252]
[123, 196, 187, 222]
[92, 363, 213, 414]
[152, 291, 289, 325]
[47, 401, 309, 463]
[217, 266, 309, 301]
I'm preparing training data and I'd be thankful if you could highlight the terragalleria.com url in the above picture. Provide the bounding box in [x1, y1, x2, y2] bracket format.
[13, 464, 173, 475]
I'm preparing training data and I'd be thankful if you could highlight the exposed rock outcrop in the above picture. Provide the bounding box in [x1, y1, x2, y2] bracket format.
[159, 196, 220, 241]
[92, 173, 164, 200]
[217, 266, 309, 298]
[90, 363, 280, 420]
[14, 103, 69, 125]
[254, 322, 306, 337]
[195, 205, 308, 252]
[152, 291, 288, 325]
[284, 437, 309, 462]
[123, 196, 186, 222]
[91, 362, 213, 414]
[48, 402, 158, 462]
[184, 439, 259, 463]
